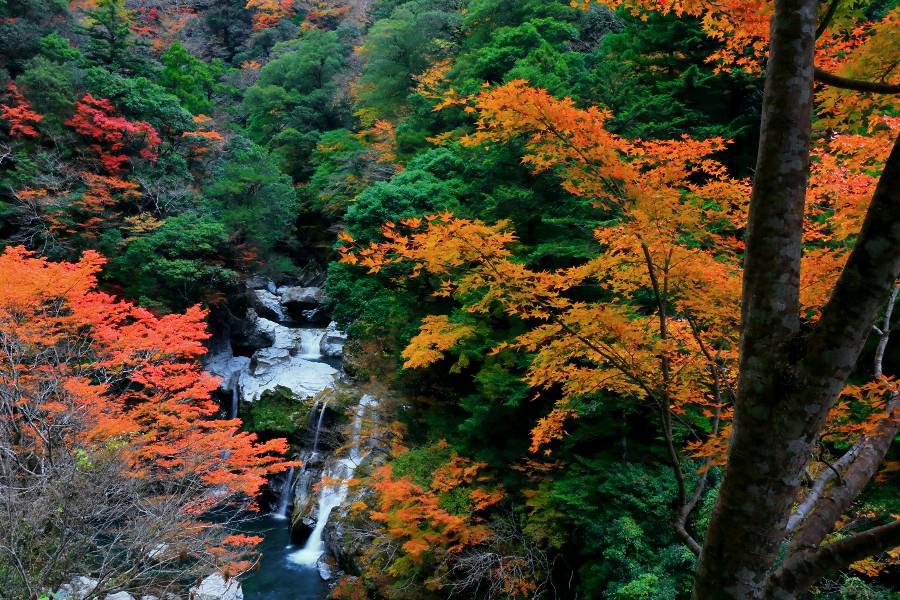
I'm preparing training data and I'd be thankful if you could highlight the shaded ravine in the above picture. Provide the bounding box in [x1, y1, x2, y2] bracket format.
[205, 281, 366, 599]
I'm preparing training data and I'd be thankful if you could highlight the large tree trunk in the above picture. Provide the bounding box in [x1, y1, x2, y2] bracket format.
[691, 0, 818, 596]
[691, 0, 900, 587]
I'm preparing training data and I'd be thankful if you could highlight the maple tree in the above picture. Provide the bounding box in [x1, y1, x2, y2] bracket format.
[65, 93, 161, 173]
[347, 441, 543, 598]
[0, 246, 293, 595]
[0, 82, 43, 138]
[245, 0, 295, 30]
[341, 78, 749, 555]
[340, 6, 900, 589]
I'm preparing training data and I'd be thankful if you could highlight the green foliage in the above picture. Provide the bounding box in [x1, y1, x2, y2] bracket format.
[75, 0, 153, 76]
[390, 443, 454, 488]
[0, 0, 67, 77]
[588, 10, 761, 172]
[243, 386, 308, 436]
[109, 213, 238, 309]
[243, 29, 349, 179]
[159, 43, 228, 116]
[357, 0, 464, 119]
[202, 136, 298, 259]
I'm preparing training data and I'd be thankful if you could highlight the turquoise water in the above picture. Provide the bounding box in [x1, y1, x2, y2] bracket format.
[241, 514, 328, 599]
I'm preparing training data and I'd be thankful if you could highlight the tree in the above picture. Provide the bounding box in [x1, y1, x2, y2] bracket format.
[203, 135, 298, 265]
[356, 0, 464, 120]
[0, 82, 43, 137]
[64, 93, 160, 173]
[242, 29, 349, 179]
[340, 1, 900, 585]
[74, 0, 152, 76]
[0, 246, 293, 596]
[159, 43, 226, 116]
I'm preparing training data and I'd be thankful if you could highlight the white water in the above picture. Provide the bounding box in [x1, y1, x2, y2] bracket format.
[297, 328, 327, 359]
[312, 400, 329, 454]
[273, 466, 295, 519]
[289, 394, 377, 567]
[230, 371, 240, 419]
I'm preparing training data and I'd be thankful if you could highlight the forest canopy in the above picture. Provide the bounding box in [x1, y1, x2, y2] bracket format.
[0, 0, 898, 599]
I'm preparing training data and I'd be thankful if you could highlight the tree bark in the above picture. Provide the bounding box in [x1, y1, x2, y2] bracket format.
[692, 0, 818, 596]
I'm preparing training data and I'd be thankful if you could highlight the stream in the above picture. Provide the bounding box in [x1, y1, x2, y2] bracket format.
[239, 514, 327, 600]
[205, 285, 363, 599]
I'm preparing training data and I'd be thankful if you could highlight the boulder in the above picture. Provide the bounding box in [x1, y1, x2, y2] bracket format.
[301, 307, 331, 325]
[56, 576, 98, 599]
[316, 556, 335, 581]
[244, 275, 270, 290]
[320, 322, 347, 358]
[105, 593, 136, 600]
[250, 289, 286, 322]
[250, 316, 304, 352]
[189, 573, 242, 600]
[279, 286, 324, 309]
[240, 357, 337, 402]
[204, 347, 251, 393]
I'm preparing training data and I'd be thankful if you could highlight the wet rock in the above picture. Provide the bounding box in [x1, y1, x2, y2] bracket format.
[244, 275, 270, 290]
[280, 286, 323, 307]
[320, 322, 347, 358]
[316, 556, 335, 581]
[205, 345, 251, 393]
[301, 307, 331, 325]
[188, 573, 242, 600]
[240, 356, 336, 402]
[250, 289, 286, 322]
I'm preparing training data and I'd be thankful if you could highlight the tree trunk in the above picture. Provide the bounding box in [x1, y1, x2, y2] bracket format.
[692, 1, 900, 589]
[692, 0, 819, 596]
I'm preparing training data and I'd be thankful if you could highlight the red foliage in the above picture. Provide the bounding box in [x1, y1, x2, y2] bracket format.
[1, 82, 43, 138]
[65, 94, 161, 173]
[0, 245, 294, 510]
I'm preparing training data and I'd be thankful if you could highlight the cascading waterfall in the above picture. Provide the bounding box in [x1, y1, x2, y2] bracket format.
[230, 371, 240, 419]
[298, 328, 327, 360]
[273, 466, 295, 519]
[289, 394, 377, 567]
[312, 400, 329, 454]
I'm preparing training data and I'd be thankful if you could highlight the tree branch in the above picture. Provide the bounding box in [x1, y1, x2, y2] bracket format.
[770, 520, 900, 596]
[815, 0, 840, 38]
[814, 67, 900, 94]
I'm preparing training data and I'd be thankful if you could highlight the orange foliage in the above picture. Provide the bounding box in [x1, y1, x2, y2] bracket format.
[577, 0, 900, 98]
[246, 0, 295, 30]
[368, 452, 503, 570]
[342, 81, 747, 456]
[1, 82, 42, 138]
[0, 245, 293, 534]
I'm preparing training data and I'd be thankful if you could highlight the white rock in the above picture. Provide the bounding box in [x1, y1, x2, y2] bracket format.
[279, 286, 323, 306]
[205, 350, 251, 393]
[240, 357, 337, 402]
[252, 317, 304, 351]
[251, 289, 286, 322]
[189, 573, 242, 600]
[320, 322, 347, 358]
[316, 555, 334, 581]
[105, 592, 136, 600]
[56, 576, 98, 599]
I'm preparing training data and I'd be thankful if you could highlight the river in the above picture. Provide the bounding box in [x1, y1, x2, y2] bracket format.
[240, 514, 327, 600]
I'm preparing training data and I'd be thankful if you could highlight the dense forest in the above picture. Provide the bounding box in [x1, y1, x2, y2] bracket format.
[0, 0, 898, 599]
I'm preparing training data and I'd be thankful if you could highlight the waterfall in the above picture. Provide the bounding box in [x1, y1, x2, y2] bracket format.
[230, 371, 240, 419]
[289, 395, 377, 567]
[273, 466, 295, 520]
[312, 400, 329, 454]
[297, 328, 327, 360]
